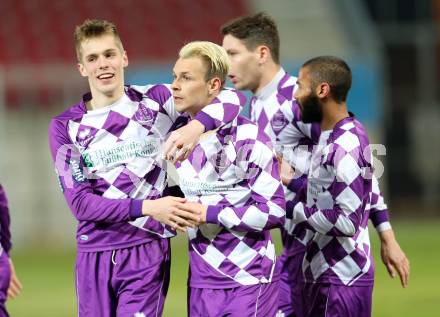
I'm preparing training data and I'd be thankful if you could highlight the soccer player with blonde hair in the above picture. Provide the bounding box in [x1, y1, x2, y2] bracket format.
[170, 41, 286, 316]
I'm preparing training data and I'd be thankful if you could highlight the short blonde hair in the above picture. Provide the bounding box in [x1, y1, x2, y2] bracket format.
[179, 41, 230, 85]
[74, 19, 123, 62]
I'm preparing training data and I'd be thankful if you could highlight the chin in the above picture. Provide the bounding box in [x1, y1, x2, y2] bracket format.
[234, 82, 247, 91]
[98, 84, 119, 94]
[174, 104, 187, 113]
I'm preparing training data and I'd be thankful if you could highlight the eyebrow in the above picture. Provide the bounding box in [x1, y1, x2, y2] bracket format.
[85, 48, 117, 58]
[173, 71, 191, 76]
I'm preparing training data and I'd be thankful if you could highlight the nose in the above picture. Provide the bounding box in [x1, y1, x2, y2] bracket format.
[293, 88, 299, 100]
[97, 55, 109, 69]
[171, 78, 180, 91]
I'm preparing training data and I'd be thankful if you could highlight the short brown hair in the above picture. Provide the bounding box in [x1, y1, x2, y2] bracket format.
[221, 12, 280, 64]
[74, 19, 123, 62]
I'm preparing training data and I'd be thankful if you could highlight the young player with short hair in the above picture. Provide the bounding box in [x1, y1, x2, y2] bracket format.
[170, 41, 286, 317]
[289, 55, 378, 316]
[48, 19, 245, 317]
[221, 12, 409, 317]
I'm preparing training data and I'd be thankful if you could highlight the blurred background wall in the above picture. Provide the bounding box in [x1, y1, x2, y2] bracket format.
[0, 0, 438, 248]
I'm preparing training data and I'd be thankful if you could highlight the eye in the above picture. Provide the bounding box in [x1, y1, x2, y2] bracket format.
[182, 75, 191, 80]
[87, 56, 96, 62]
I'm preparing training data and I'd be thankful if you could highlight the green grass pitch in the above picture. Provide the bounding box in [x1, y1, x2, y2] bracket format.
[6, 220, 438, 316]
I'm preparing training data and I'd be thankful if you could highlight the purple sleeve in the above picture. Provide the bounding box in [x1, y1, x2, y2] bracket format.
[145, 85, 246, 132]
[194, 88, 247, 131]
[284, 175, 308, 224]
[0, 185, 12, 254]
[288, 146, 365, 237]
[206, 135, 286, 232]
[287, 174, 307, 195]
[48, 119, 142, 223]
[369, 175, 391, 232]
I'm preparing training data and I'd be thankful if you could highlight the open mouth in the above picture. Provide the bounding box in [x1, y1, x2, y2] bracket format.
[97, 73, 115, 80]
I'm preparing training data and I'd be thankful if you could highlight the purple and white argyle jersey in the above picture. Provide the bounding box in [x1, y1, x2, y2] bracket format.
[175, 116, 286, 288]
[251, 69, 391, 246]
[48, 85, 245, 252]
[0, 185, 11, 256]
[250, 69, 318, 256]
[287, 115, 376, 286]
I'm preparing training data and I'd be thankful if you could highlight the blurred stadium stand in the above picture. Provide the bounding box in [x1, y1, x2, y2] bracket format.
[0, 0, 438, 248]
[362, 0, 440, 211]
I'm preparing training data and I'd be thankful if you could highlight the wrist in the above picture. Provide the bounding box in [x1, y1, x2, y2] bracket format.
[141, 200, 154, 217]
[189, 119, 205, 134]
[379, 228, 396, 244]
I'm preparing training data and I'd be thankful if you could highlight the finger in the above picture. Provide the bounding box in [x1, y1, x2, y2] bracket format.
[163, 141, 174, 160]
[170, 214, 193, 228]
[173, 215, 191, 227]
[166, 219, 186, 232]
[186, 220, 199, 227]
[163, 134, 178, 158]
[397, 265, 408, 288]
[7, 290, 15, 300]
[9, 285, 20, 297]
[11, 277, 22, 290]
[167, 145, 179, 161]
[386, 263, 396, 278]
[174, 147, 189, 163]
[175, 202, 199, 211]
[173, 209, 201, 223]
[174, 225, 186, 233]
[178, 203, 202, 215]
[170, 197, 187, 203]
[393, 261, 405, 284]
[7, 286, 19, 299]
[182, 147, 193, 161]
[400, 259, 410, 288]
[172, 150, 184, 164]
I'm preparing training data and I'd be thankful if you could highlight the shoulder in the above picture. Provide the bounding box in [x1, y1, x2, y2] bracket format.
[334, 119, 370, 149]
[49, 102, 85, 135]
[234, 116, 273, 149]
[277, 72, 297, 102]
[329, 119, 371, 166]
[127, 84, 172, 104]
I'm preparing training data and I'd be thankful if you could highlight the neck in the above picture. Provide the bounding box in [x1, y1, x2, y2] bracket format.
[88, 86, 125, 110]
[252, 63, 281, 95]
[320, 101, 349, 131]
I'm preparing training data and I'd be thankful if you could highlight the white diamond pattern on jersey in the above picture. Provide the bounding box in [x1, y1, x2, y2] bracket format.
[177, 117, 285, 286]
[67, 91, 174, 237]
